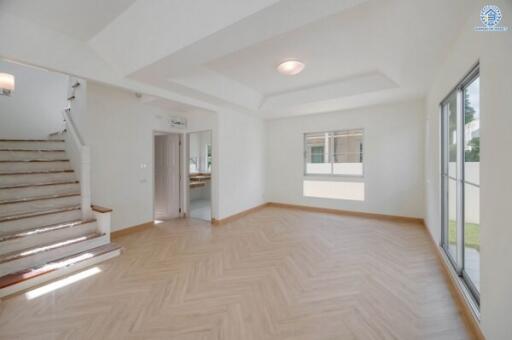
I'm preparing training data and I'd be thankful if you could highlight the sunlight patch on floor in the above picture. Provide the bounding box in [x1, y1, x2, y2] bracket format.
[25, 267, 101, 300]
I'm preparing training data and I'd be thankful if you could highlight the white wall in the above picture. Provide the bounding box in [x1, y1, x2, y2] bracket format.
[81, 82, 266, 228]
[0, 60, 68, 139]
[424, 1, 512, 338]
[216, 109, 266, 219]
[81, 82, 218, 231]
[266, 99, 425, 218]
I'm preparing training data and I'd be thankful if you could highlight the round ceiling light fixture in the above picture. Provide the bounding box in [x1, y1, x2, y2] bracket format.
[276, 60, 305, 76]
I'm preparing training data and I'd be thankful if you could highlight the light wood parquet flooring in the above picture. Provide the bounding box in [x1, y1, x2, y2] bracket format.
[0, 207, 476, 339]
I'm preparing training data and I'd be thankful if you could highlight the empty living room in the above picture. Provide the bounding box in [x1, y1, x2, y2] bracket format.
[0, 1, 510, 339]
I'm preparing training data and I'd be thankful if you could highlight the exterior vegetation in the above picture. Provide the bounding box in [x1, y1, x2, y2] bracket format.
[448, 220, 480, 251]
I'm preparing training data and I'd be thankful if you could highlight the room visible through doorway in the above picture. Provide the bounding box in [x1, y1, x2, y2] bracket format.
[188, 130, 212, 221]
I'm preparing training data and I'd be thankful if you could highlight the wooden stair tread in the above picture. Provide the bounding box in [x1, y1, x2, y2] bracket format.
[0, 232, 104, 264]
[0, 219, 95, 242]
[0, 170, 74, 176]
[0, 205, 81, 223]
[0, 192, 81, 205]
[0, 181, 79, 190]
[0, 243, 121, 289]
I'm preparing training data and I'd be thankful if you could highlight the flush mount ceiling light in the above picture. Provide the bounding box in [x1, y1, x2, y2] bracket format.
[0, 73, 15, 96]
[277, 60, 305, 76]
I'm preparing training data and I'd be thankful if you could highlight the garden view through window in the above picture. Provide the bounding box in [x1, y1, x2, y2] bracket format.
[304, 129, 363, 176]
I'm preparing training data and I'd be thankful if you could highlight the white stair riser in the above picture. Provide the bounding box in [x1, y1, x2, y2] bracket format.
[0, 183, 80, 201]
[0, 195, 81, 217]
[0, 172, 76, 186]
[0, 141, 65, 150]
[0, 209, 82, 234]
[0, 151, 66, 161]
[0, 221, 98, 256]
[0, 161, 71, 173]
[0, 234, 108, 276]
[0, 248, 120, 299]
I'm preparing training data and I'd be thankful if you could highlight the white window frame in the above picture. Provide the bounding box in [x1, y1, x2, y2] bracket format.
[303, 129, 365, 177]
[440, 63, 480, 307]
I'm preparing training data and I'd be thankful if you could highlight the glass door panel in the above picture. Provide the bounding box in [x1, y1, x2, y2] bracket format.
[447, 178, 458, 260]
[463, 76, 480, 296]
[443, 90, 458, 264]
[447, 92, 458, 179]
[464, 183, 480, 292]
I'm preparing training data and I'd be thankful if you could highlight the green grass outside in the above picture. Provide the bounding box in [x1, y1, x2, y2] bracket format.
[448, 220, 480, 251]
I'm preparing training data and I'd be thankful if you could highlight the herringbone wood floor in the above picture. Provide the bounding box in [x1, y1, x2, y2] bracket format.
[0, 207, 475, 339]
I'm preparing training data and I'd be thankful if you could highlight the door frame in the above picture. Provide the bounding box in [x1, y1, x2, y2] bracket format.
[152, 131, 184, 221]
[186, 129, 213, 221]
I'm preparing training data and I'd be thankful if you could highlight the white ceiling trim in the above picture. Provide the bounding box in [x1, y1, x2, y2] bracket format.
[168, 67, 262, 111]
[261, 88, 424, 119]
[260, 71, 398, 111]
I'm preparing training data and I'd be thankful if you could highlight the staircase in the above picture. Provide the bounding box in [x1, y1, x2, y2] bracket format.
[0, 139, 121, 298]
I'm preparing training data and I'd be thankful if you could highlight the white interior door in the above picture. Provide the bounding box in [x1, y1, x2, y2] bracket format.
[154, 134, 181, 220]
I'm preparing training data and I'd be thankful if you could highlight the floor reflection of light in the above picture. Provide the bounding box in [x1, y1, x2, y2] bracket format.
[25, 267, 101, 300]
[154, 220, 164, 224]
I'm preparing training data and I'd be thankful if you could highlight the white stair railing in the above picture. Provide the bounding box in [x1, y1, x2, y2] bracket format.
[63, 107, 92, 220]
[62, 80, 92, 221]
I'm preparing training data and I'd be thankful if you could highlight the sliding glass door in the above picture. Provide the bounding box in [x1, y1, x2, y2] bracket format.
[441, 65, 480, 304]
[462, 75, 480, 295]
[442, 90, 459, 265]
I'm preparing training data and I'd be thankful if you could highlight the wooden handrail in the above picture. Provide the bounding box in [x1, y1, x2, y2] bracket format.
[91, 205, 113, 213]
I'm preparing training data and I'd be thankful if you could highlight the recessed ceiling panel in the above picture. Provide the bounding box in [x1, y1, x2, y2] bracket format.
[207, 0, 469, 98]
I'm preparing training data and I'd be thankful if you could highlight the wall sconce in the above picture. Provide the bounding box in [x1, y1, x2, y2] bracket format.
[0, 73, 15, 96]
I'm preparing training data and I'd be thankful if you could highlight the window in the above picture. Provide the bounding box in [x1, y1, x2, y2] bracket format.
[441, 64, 480, 305]
[310, 146, 325, 163]
[304, 129, 363, 176]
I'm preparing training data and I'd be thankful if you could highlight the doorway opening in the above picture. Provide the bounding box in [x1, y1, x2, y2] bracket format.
[188, 130, 212, 221]
[153, 132, 182, 222]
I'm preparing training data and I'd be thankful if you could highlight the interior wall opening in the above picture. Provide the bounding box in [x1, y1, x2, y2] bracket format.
[188, 130, 212, 221]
